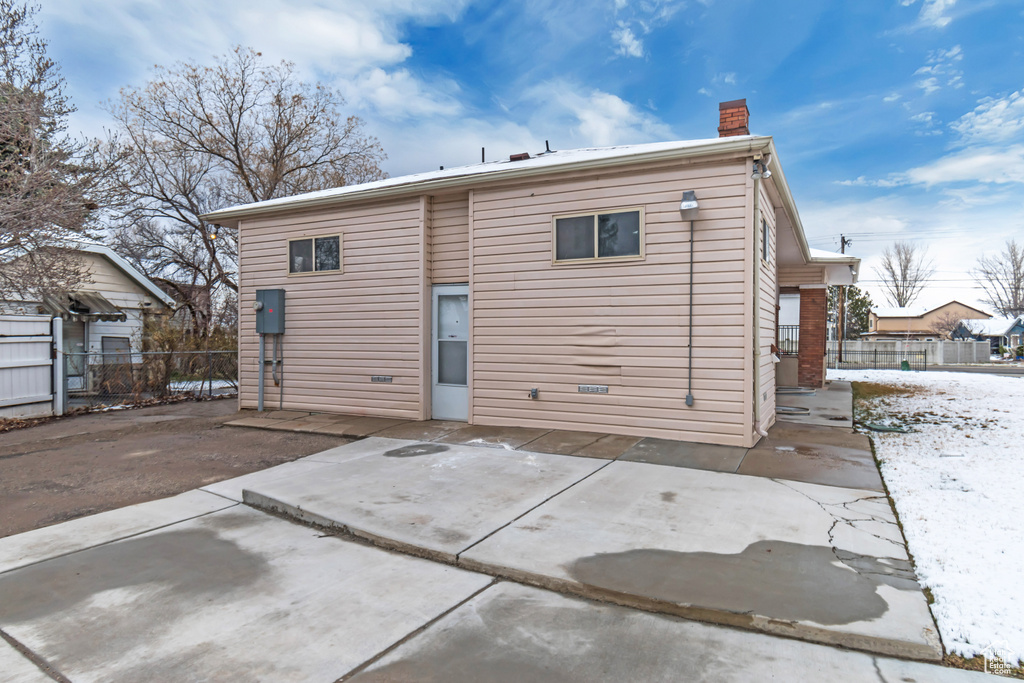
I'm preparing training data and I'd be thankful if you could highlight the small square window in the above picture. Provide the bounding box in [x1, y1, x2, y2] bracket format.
[554, 208, 643, 263]
[289, 235, 342, 274]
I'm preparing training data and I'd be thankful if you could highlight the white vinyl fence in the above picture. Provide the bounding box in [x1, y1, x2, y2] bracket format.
[827, 340, 990, 366]
[0, 315, 63, 419]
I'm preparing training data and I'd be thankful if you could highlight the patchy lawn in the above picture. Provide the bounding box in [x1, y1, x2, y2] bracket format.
[834, 369, 1024, 669]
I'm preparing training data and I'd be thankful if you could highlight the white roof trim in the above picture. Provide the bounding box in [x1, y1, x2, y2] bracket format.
[74, 243, 175, 308]
[202, 136, 774, 226]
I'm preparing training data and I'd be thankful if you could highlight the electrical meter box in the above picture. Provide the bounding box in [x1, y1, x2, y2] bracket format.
[255, 289, 285, 334]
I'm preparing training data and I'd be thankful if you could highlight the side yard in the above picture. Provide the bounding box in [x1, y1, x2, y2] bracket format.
[0, 399, 350, 538]
[832, 369, 1024, 673]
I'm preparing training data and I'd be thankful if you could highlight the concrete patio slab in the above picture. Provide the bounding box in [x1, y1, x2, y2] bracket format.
[200, 459, 340, 502]
[314, 416, 411, 437]
[242, 438, 607, 561]
[373, 420, 466, 441]
[0, 639, 51, 683]
[738, 422, 883, 491]
[352, 582, 984, 683]
[0, 490, 235, 574]
[435, 424, 551, 450]
[0, 506, 493, 682]
[223, 416, 286, 428]
[619, 437, 748, 473]
[776, 381, 854, 429]
[460, 460, 939, 660]
[522, 430, 605, 455]
[572, 433, 643, 459]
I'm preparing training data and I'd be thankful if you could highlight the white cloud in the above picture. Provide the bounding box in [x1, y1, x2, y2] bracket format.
[340, 68, 463, 119]
[950, 89, 1024, 146]
[524, 82, 674, 147]
[902, 0, 958, 29]
[904, 145, 1024, 186]
[697, 87, 711, 96]
[612, 23, 644, 58]
[884, 93, 901, 103]
[913, 45, 964, 95]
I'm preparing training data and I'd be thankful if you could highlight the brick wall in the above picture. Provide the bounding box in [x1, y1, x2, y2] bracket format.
[718, 99, 750, 137]
[798, 287, 826, 387]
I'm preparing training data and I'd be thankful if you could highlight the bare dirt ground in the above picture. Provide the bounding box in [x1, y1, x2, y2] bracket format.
[0, 399, 351, 538]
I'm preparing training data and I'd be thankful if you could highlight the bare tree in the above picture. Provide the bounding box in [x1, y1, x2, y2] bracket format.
[106, 47, 386, 335]
[972, 239, 1024, 318]
[929, 311, 980, 339]
[0, 1, 107, 302]
[873, 241, 935, 307]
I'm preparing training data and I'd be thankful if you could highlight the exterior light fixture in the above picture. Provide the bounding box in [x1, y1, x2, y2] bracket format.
[207, 224, 220, 240]
[751, 160, 771, 180]
[679, 190, 699, 221]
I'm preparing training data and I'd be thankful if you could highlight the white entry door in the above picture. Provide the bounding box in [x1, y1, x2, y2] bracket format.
[431, 284, 469, 421]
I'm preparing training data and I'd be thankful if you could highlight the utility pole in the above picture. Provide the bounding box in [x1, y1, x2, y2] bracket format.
[838, 235, 852, 363]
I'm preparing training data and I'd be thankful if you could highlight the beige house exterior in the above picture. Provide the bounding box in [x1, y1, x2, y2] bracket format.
[3, 244, 175, 390]
[206, 102, 858, 448]
[866, 300, 991, 341]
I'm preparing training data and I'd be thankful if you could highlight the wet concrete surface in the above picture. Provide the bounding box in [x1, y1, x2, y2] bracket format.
[620, 438, 748, 473]
[737, 423, 882, 491]
[567, 541, 916, 626]
[436, 424, 551, 450]
[458, 458, 938, 659]
[0, 506, 492, 682]
[242, 437, 606, 560]
[351, 583, 983, 683]
[775, 381, 854, 429]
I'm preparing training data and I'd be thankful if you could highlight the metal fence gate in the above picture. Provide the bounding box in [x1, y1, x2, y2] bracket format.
[0, 315, 62, 419]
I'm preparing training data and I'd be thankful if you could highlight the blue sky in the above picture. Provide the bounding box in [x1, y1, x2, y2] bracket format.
[38, 0, 1024, 311]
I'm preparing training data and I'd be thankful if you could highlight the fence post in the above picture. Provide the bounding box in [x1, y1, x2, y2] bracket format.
[51, 318, 65, 416]
[207, 350, 213, 398]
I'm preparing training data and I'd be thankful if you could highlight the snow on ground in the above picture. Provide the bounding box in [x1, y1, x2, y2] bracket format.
[167, 379, 235, 391]
[829, 369, 1024, 662]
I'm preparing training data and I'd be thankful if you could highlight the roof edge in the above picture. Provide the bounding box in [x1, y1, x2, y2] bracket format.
[202, 136, 774, 227]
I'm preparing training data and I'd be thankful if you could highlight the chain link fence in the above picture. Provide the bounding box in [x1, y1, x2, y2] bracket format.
[64, 351, 237, 410]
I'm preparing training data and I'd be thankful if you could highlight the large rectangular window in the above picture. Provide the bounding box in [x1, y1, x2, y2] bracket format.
[289, 235, 342, 274]
[553, 208, 643, 263]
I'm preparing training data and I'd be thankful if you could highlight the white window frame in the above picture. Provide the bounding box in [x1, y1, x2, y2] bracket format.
[551, 207, 645, 265]
[287, 233, 343, 275]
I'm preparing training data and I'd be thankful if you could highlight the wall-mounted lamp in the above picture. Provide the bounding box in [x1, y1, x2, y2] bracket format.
[679, 190, 699, 221]
[207, 224, 221, 240]
[751, 160, 771, 180]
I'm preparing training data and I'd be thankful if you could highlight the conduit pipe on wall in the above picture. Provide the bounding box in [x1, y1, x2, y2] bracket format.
[752, 165, 769, 439]
[679, 190, 699, 407]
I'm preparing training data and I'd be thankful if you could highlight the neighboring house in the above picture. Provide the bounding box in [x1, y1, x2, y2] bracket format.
[203, 100, 859, 448]
[865, 300, 991, 341]
[4, 244, 175, 391]
[964, 316, 1024, 353]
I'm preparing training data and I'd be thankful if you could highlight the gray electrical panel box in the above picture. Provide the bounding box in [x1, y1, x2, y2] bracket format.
[255, 289, 285, 334]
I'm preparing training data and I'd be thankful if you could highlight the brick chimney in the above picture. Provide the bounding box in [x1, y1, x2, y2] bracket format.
[718, 99, 749, 137]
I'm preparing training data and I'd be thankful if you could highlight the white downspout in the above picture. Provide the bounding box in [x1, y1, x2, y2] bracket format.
[752, 172, 768, 439]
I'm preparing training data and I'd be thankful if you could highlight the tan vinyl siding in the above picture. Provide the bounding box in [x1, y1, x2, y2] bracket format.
[430, 193, 469, 283]
[237, 198, 424, 418]
[779, 264, 825, 287]
[470, 159, 752, 446]
[756, 181, 777, 434]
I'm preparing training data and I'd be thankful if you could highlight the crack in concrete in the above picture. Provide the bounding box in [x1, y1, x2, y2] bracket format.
[0, 627, 70, 682]
[770, 479, 911, 574]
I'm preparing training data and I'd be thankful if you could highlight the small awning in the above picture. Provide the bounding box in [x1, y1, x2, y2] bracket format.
[42, 291, 127, 322]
